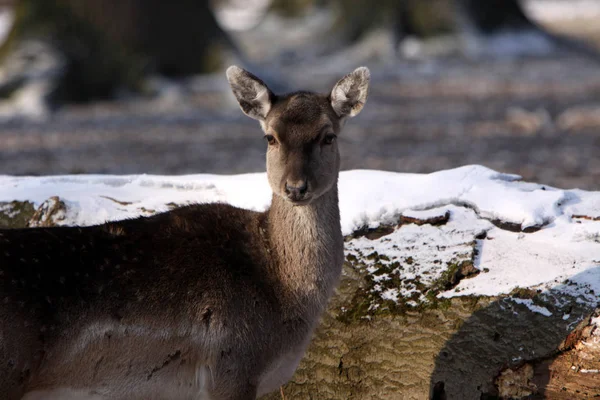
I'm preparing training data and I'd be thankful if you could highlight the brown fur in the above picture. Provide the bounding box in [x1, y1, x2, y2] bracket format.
[0, 66, 369, 400]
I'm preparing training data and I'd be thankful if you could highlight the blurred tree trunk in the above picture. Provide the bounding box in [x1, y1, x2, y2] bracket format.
[326, 0, 543, 46]
[0, 0, 234, 103]
[459, 0, 536, 34]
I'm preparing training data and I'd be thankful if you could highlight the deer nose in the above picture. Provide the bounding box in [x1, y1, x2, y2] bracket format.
[285, 180, 308, 200]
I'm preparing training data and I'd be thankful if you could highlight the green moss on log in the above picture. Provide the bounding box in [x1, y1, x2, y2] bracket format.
[508, 287, 540, 299]
[337, 253, 477, 324]
[0, 201, 36, 229]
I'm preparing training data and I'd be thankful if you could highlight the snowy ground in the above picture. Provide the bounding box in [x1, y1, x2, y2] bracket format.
[524, 0, 600, 22]
[2, 165, 599, 316]
[0, 7, 12, 45]
[2, 2, 600, 190]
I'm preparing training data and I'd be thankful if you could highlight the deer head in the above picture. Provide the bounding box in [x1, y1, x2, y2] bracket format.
[227, 66, 370, 205]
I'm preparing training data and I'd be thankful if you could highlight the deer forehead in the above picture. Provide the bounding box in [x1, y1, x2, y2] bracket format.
[265, 93, 337, 145]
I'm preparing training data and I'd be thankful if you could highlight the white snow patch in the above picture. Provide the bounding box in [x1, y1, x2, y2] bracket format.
[0, 7, 13, 45]
[347, 205, 489, 303]
[213, 0, 271, 31]
[401, 208, 449, 220]
[0, 173, 272, 227]
[446, 218, 600, 301]
[1, 164, 599, 307]
[524, 0, 600, 22]
[338, 165, 563, 233]
[380, 288, 399, 302]
[509, 298, 553, 317]
[563, 189, 600, 220]
[579, 369, 600, 374]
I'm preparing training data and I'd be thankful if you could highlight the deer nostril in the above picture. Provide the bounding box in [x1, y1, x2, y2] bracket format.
[285, 181, 308, 197]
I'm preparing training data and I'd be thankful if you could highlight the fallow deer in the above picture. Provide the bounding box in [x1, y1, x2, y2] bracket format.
[0, 65, 370, 400]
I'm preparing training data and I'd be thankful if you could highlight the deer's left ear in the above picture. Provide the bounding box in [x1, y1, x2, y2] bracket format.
[330, 67, 370, 118]
[226, 66, 274, 121]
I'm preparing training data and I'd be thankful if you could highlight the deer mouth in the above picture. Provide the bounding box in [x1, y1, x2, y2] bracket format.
[285, 192, 313, 206]
[289, 197, 312, 206]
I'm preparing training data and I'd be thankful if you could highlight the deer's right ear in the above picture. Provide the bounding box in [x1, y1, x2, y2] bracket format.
[226, 66, 273, 121]
[330, 66, 370, 119]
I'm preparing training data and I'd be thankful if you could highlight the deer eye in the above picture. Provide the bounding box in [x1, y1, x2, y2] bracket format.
[323, 134, 336, 145]
[264, 135, 277, 145]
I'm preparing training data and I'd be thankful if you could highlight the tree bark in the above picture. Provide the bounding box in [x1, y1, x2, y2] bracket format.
[0, 0, 233, 102]
[460, 0, 536, 34]
[326, 0, 548, 47]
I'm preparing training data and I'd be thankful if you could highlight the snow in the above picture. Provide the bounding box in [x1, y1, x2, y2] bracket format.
[509, 298, 553, 317]
[0, 172, 272, 227]
[524, 0, 600, 22]
[212, 0, 271, 31]
[455, 220, 600, 300]
[579, 369, 600, 374]
[339, 166, 564, 232]
[346, 204, 489, 304]
[1, 164, 599, 310]
[0, 8, 13, 45]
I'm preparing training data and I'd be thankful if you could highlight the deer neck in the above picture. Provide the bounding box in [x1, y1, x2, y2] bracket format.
[265, 182, 343, 312]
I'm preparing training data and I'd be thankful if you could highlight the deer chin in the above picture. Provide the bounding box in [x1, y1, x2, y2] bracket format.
[281, 192, 313, 206]
[288, 197, 313, 206]
[272, 188, 314, 206]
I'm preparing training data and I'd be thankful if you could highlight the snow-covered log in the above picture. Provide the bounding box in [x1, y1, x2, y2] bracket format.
[1, 165, 599, 399]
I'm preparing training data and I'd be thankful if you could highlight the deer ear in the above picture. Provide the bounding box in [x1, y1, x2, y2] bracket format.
[330, 67, 370, 118]
[226, 66, 273, 121]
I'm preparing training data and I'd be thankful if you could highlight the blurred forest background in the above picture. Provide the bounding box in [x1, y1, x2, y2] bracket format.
[0, 0, 599, 189]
